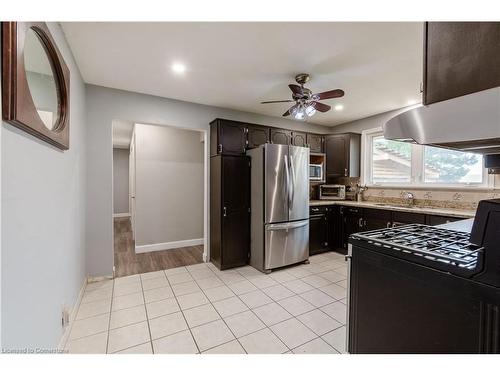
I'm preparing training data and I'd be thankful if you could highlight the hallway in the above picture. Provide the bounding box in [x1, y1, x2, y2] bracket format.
[114, 217, 204, 277]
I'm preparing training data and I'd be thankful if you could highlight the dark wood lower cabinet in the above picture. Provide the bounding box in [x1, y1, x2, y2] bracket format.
[363, 208, 392, 231]
[309, 206, 330, 255]
[317, 205, 470, 255]
[341, 206, 363, 253]
[392, 211, 426, 226]
[210, 155, 250, 270]
[426, 215, 461, 226]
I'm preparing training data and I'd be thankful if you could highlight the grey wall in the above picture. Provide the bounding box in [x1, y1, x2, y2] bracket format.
[85, 84, 332, 277]
[134, 124, 204, 246]
[1, 23, 87, 349]
[113, 148, 129, 214]
[329, 105, 417, 134]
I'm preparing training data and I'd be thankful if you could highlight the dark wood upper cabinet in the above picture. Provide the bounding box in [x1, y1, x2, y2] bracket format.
[291, 131, 307, 147]
[307, 133, 324, 153]
[270, 128, 292, 145]
[246, 124, 269, 149]
[325, 133, 360, 180]
[424, 22, 500, 105]
[210, 119, 247, 156]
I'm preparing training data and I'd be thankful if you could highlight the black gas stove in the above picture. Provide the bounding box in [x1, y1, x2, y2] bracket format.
[351, 224, 483, 277]
[347, 199, 500, 354]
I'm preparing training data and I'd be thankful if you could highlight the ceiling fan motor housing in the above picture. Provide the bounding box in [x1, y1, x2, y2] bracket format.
[295, 73, 310, 85]
[292, 88, 311, 101]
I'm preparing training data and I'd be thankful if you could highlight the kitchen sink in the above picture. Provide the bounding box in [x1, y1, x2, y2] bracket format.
[372, 203, 413, 208]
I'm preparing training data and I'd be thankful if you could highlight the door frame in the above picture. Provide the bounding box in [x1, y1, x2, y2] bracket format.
[111, 122, 210, 268]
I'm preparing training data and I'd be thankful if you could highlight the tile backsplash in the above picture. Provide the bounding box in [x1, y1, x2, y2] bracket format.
[361, 186, 500, 211]
[311, 175, 500, 211]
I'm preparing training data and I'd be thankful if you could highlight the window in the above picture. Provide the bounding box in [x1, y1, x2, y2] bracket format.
[365, 130, 488, 187]
[372, 136, 412, 184]
[423, 146, 483, 184]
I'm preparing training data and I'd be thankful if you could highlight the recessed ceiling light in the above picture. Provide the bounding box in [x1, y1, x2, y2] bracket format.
[171, 62, 186, 74]
[334, 104, 344, 111]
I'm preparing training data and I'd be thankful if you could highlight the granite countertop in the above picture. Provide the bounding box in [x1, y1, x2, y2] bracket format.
[437, 218, 474, 232]
[309, 199, 476, 219]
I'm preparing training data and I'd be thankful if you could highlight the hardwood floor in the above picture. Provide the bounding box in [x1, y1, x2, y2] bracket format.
[113, 217, 204, 278]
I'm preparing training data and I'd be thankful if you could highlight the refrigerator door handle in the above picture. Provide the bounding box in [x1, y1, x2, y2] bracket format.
[289, 154, 295, 210]
[284, 154, 291, 208]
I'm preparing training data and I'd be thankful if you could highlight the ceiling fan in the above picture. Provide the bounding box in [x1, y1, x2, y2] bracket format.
[261, 73, 344, 120]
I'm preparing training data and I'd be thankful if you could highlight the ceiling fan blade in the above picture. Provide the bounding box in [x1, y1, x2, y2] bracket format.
[313, 89, 345, 100]
[288, 84, 303, 95]
[311, 101, 331, 112]
[283, 104, 298, 117]
[261, 100, 295, 104]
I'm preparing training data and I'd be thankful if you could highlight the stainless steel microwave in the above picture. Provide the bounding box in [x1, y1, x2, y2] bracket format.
[319, 184, 346, 200]
[309, 163, 324, 181]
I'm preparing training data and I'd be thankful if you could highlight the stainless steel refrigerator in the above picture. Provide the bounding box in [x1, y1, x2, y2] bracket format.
[248, 143, 309, 273]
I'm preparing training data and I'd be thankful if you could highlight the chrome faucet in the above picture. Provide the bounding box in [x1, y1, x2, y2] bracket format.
[356, 184, 368, 201]
[402, 191, 415, 207]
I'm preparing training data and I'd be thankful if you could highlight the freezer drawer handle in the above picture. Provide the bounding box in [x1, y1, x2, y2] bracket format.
[266, 221, 308, 231]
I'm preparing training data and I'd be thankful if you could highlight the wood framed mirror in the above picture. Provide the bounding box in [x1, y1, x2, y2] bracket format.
[2, 22, 70, 150]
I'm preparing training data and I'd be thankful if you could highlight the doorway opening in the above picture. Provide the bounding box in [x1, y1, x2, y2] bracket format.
[112, 120, 207, 277]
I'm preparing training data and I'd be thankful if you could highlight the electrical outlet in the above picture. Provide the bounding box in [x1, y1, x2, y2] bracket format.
[61, 306, 71, 328]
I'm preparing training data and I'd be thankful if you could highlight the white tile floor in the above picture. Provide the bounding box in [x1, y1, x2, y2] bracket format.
[65, 252, 348, 354]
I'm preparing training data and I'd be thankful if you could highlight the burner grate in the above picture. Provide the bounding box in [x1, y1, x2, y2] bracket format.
[352, 224, 483, 269]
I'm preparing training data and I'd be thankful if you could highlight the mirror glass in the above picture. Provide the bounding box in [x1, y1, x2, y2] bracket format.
[24, 28, 59, 130]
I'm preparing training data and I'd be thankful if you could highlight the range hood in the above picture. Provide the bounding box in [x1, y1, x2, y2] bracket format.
[384, 87, 500, 154]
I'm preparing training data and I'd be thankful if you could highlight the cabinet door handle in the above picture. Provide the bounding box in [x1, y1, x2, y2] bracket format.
[223, 207, 227, 217]
[218, 144, 223, 153]
[344, 168, 348, 176]
[358, 217, 363, 228]
[386, 222, 391, 228]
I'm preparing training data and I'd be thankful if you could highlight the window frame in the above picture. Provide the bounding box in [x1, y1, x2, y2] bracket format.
[361, 128, 493, 190]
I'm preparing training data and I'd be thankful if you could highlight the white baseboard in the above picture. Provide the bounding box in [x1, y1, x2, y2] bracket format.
[87, 275, 114, 283]
[113, 212, 131, 218]
[135, 238, 204, 254]
[57, 277, 87, 351]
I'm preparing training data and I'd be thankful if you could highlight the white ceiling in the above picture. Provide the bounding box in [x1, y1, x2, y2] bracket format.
[62, 22, 423, 126]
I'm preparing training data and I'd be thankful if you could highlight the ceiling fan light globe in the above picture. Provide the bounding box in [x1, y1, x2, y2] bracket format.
[305, 105, 316, 117]
[293, 110, 305, 120]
